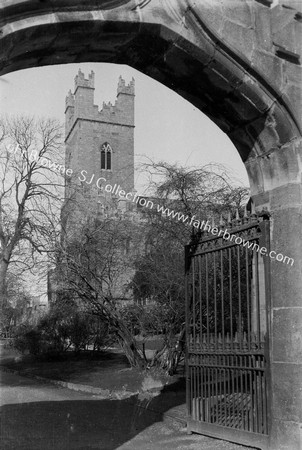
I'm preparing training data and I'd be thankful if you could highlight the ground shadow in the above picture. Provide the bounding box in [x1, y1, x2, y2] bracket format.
[0, 379, 186, 450]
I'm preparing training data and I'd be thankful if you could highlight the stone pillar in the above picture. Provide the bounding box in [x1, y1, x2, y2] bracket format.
[250, 141, 302, 450]
[268, 182, 302, 450]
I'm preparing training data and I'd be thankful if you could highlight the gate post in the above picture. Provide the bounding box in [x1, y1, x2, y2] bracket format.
[269, 183, 302, 450]
[251, 148, 302, 450]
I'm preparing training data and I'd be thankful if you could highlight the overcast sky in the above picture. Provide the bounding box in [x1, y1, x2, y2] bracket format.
[0, 62, 249, 192]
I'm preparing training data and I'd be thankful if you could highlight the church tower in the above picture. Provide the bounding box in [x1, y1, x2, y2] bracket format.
[64, 69, 135, 208]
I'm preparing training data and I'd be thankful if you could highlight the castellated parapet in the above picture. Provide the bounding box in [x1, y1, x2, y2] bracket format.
[117, 75, 135, 96]
[75, 69, 95, 91]
[65, 69, 135, 139]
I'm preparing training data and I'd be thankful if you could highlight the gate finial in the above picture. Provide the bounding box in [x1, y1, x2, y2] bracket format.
[243, 205, 249, 224]
[251, 202, 257, 222]
[219, 214, 224, 228]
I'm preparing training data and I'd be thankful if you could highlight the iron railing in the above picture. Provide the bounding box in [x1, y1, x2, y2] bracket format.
[185, 212, 271, 449]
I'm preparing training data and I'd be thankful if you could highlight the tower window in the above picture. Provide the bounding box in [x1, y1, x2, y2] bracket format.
[101, 142, 112, 170]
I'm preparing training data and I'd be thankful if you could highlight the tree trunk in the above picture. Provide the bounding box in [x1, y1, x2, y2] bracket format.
[95, 305, 146, 369]
[115, 319, 146, 369]
[118, 335, 146, 369]
[149, 327, 185, 375]
[0, 259, 9, 309]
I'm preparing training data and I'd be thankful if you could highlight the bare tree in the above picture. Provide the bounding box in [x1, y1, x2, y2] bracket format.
[55, 212, 146, 368]
[0, 116, 64, 316]
[141, 160, 249, 222]
[131, 161, 250, 374]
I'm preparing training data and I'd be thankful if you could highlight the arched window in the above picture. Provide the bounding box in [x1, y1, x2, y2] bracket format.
[100, 142, 112, 170]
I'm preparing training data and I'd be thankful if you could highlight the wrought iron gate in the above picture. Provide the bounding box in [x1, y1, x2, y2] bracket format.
[185, 213, 271, 449]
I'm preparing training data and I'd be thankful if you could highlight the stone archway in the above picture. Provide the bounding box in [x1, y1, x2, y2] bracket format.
[1, 1, 301, 449]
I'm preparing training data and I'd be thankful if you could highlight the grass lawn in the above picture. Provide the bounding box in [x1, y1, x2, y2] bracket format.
[0, 341, 185, 394]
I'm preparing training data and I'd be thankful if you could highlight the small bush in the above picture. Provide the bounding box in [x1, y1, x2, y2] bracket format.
[12, 309, 112, 357]
[14, 327, 42, 355]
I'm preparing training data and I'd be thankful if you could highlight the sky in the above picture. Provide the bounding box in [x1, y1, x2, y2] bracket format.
[0, 62, 249, 194]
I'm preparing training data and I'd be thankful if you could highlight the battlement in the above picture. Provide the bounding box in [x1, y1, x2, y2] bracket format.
[94, 99, 119, 120]
[74, 69, 95, 91]
[65, 71, 135, 137]
[65, 89, 75, 110]
[117, 75, 135, 96]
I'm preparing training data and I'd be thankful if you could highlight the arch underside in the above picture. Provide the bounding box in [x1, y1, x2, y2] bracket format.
[0, 2, 301, 197]
[1, 19, 300, 140]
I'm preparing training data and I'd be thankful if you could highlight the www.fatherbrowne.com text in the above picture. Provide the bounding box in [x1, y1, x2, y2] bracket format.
[156, 204, 294, 266]
[9, 145, 294, 266]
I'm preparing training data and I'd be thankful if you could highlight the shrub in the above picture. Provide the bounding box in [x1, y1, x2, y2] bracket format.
[12, 308, 113, 356]
[14, 326, 42, 355]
